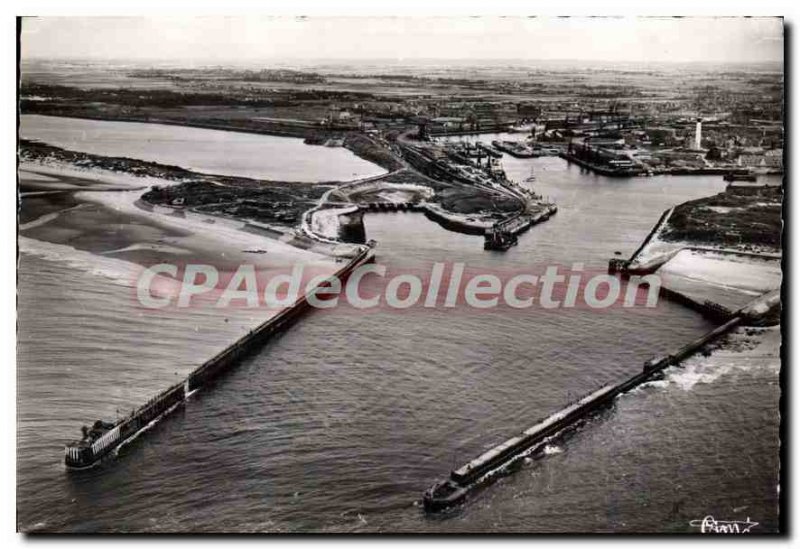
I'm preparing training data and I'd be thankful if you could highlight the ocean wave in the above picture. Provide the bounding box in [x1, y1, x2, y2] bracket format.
[638, 379, 670, 390]
[19, 211, 62, 231]
[19, 204, 86, 231]
[18, 236, 140, 288]
[665, 361, 736, 391]
[542, 444, 563, 456]
[17, 236, 182, 300]
[100, 243, 192, 256]
[661, 347, 779, 392]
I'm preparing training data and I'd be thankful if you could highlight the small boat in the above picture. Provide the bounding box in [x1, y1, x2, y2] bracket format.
[524, 167, 536, 182]
[242, 249, 267, 254]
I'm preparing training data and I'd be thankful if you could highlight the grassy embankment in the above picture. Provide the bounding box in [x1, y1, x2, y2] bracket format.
[661, 186, 782, 251]
[20, 140, 329, 228]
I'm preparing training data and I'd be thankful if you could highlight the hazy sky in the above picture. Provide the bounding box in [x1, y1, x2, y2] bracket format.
[20, 17, 783, 65]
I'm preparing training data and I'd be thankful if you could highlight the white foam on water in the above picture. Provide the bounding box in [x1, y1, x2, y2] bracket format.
[542, 444, 563, 456]
[19, 235, 140, 288]
[664, 360, 736, 391]
[18, 235, 182, 298]
[19, 203, 87, 231]
[639, 379, 671, 390]
[100, 243, 192, 256]
[660, 329, 781, 391]
[19, 211, 62, 231]
[114, 399, 185, 454]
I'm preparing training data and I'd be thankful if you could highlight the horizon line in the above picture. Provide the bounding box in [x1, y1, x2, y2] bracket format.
[20, 56, 784, 66]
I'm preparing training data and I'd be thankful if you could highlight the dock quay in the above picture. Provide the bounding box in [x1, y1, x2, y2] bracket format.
[484, 204, 558, 251]
[559, 151, 643, 177]
[423, 307, 760, 512]
[427, 124, 512, 137]
[476, 142, 503, 158]
[64, 244, 376, 470]
[608, 207, 674, 274]
[422, 204, 491, 236]
[491, 140, 537, 158]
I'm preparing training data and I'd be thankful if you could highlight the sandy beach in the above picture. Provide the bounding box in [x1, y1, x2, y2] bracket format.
[19, 161, 342, 305]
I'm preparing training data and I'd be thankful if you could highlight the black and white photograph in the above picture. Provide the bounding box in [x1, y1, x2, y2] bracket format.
[12, 8, 788, 536]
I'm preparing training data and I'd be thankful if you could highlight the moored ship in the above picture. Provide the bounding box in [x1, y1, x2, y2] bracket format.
[492, 140, 536, 158]
[476, 142, 503, 158]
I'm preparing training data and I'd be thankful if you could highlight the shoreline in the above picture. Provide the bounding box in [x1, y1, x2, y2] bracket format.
[18, 117, 783, 530]
[560, 150, 783, 178]
[18, 159, 346, 279]
[18, 144, 526, 248]
[609, 189, 782, 324]
[20, 111, 402, 173]
[20, 115, 559, 248]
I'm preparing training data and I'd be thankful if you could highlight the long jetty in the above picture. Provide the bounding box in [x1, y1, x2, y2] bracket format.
[483, 204, 559, 250]
[422, 291, 778, 512]
[606, 206, 782, 321]
[559, 150, 643, 177]
[64, 244, 376, 470]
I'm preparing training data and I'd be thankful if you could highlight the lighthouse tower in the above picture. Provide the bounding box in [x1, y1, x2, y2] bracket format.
[695, 118, 702, 150]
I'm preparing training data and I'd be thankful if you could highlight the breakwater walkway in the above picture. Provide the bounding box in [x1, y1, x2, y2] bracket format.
[423, 287, 778, 512]
[607, 206, 781, 320]
[64, 244, 375, 470]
